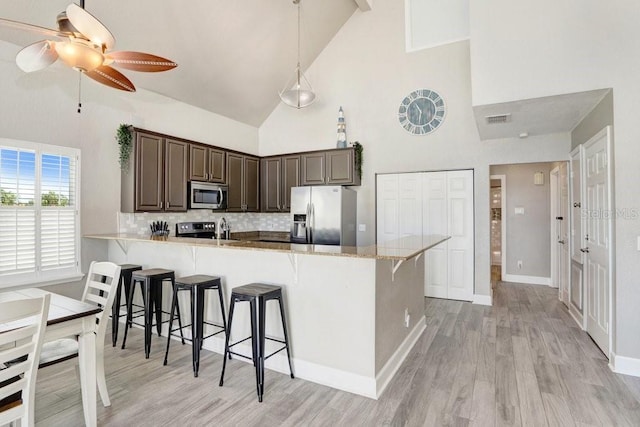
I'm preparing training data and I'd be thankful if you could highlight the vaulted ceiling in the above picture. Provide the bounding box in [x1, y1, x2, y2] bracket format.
[0, 1, 361, 126]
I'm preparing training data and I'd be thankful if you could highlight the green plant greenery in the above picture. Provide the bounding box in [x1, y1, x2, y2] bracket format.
[351, 141, 363, 180]
[116, 124, 133, 172]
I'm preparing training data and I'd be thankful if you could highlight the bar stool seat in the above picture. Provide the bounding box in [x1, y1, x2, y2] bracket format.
[219, 283, 294, 402]
[163, 275, 228, 377]
[121, 268, 182, 359]
[110, 264, 142, 347]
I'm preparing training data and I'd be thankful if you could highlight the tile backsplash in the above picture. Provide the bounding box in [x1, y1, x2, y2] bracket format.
[118, 211, 290, 236]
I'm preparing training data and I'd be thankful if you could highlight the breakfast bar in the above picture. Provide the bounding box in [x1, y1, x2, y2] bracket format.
[84, 233, 448, 399]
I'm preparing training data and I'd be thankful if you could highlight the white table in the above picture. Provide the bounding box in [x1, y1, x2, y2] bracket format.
[0, 288, 101, 427]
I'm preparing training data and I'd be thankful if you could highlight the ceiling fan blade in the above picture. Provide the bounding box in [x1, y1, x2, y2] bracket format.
[65, 3, 115, 50]
[16, 40, 59, 72]
[84, 65, 135, 92]
[0, 17, 66, 39]
[106, 51, 177, 72]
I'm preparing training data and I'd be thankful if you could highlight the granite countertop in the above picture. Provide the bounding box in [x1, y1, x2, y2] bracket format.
[84, 233, 450, 261]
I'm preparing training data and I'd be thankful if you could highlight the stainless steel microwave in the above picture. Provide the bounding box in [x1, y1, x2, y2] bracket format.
[188, 182, 227, 210]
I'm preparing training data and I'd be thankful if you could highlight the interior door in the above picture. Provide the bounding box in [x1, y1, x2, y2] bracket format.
[445, 170, 474, 301]
[558, 162, 570, 305]
[398, 174, 422, 237]
[376, 174, 399, 243]
[569, 146, 584, 314]
[423, 172, 448, 298]
[584, 127, 612, 356]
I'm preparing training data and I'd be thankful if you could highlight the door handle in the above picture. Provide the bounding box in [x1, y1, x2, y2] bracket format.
[556, 216, 563, 220]
[218, 188, 224, 206]
[580, 247, 590, 253]
[573, 202, 581, 208]
[558, 240, 565, 244]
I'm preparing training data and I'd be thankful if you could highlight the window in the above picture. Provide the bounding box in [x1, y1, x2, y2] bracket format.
[0, 139, 80, 287]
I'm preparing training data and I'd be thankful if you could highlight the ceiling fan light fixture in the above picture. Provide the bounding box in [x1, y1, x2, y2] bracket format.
[55, 39, 104, 72]
[280, 0, 316, 109]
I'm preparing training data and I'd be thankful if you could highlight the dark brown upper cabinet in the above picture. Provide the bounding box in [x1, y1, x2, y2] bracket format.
[189, 144, 226, 183]
[122, 131, 188, 212]
[301, 148, 360, 186]
[227, 153, 259, 212]
[261, 155, 301, 212]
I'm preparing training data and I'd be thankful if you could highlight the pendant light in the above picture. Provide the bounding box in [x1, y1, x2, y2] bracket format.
[279, 0, 316, 108]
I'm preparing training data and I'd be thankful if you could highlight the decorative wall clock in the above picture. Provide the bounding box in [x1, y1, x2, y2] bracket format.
[398, 89, 446, 135]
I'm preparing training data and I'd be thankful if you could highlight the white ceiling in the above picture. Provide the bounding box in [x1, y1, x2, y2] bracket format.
[0, 0, 359, 126]
[473, 89, 610, 141]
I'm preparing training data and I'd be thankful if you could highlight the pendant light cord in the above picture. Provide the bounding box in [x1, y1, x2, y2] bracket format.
[297, 0, 301, 70]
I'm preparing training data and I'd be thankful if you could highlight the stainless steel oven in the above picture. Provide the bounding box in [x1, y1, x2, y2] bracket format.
[188, 182, 227, 210]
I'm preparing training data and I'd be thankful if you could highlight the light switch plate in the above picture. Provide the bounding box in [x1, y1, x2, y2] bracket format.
[358, 224, 366, 232]
[637, 235, 640, 251]
[515, 207, 525, 215]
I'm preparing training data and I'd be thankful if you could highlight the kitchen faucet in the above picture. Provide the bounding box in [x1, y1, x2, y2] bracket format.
[217, 217, 228, 240]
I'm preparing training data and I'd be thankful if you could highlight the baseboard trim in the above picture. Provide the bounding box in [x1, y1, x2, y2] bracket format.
[568, 304, 584, 329]
[375, 315, 426, 399]
[611, 352, 640, 377]
[121, 317, 422, 399]
[473, 291, 493, 306]
[503, 274, 551, 286]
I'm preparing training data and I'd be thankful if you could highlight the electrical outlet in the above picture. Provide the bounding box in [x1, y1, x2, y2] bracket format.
[404, 308, 410, 328]
[517, 260, 523, 270]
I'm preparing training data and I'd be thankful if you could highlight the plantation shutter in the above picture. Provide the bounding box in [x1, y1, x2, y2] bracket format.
[0, 141, 80, 286]
[40, 153, 77, 271]
[0, 148, 36, 275]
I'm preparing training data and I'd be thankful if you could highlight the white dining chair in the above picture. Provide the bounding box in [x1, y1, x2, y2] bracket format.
[0, 294, 51, 427]
[39, 261, 121, 407]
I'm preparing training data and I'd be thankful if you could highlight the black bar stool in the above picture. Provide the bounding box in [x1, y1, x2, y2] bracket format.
[163, 275, 228, 377]
[219, 283, 294, 402]
[110, 264, 142, 347]
[122, 268, 183, 358]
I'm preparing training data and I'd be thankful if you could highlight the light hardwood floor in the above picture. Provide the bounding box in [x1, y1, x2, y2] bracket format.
[35, 282, 640, 426]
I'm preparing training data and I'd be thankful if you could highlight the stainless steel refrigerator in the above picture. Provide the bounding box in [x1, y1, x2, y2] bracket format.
[290, 186, 357, 245]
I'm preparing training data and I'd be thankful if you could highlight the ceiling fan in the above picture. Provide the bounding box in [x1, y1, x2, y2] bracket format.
[0, 1, 177, 92]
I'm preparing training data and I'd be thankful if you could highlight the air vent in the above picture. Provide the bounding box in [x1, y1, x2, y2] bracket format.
[485, 114, 511, 124]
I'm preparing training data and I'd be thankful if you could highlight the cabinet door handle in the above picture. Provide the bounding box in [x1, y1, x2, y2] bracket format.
[573, 202, 581, 208]
[160, 201, 163, 209]
[580, 247, 590, 253]
[166, 201, 170, 209]
[205, 173, 208, 180]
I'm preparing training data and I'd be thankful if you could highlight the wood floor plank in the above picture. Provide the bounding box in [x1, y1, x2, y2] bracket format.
[495, 354, 522, 426]
[515, 370, 548, 427]
[469, 379, 495, 427]
[541, 392, 575, 427]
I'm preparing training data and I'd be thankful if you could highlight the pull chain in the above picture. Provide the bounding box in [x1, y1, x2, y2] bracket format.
[77, 72, 82, 114]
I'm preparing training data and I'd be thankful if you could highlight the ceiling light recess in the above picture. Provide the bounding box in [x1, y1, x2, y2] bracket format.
[279, 0, 316, 109]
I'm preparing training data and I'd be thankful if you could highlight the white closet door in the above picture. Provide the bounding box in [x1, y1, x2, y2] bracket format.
[399, 174, 423, 237]
[376, 174, 399, 243]
[446, 170, 474, 301]
[424, 172, 449, 298]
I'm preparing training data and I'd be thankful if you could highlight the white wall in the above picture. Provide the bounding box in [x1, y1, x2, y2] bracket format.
[259, 2, 570, 298]
[470, 0, 640, 370]
[0, 45, 258, 272]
